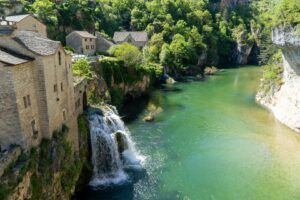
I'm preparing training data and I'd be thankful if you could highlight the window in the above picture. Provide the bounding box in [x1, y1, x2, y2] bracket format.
[54, 84, 58, 92]
[61, 83, 63, 91]
[91, 45, 94, 49]
[63, 110, 66, 121]
[85, 38, 87, 42]
[90, 38, 92, 41]
[31, 120, 38, 137]
[27, 95, 31, 106]
[58, 51, 61, 65]
[23, 97, 27, 108]
[86, 45, 89, 50]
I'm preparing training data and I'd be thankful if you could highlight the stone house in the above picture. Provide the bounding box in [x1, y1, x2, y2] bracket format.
[113, 31, 148, 48]
[1, 14, 47, 37]
[66, 31, 97, 56]
[95, 32, 114, 53]
[0, 28, 78, 151]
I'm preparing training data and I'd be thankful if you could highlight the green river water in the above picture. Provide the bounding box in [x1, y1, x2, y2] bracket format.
[78, 66, 300, 200]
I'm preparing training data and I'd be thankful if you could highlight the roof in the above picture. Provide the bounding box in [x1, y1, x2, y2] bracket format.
[113, 31, 148, 43]
[71, 31, 97, 39]
[14, 31, 60, 56]
[5, 14, 30, 22]
[0, 48, 33, 65]
[96, 32, 115, 45]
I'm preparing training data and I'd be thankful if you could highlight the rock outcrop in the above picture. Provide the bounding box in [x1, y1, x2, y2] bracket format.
[257, 26, 300, 132]
[234, 31, 253, 65]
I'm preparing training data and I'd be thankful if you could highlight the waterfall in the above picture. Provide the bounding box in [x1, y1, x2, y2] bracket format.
[88, 105, 144, 187]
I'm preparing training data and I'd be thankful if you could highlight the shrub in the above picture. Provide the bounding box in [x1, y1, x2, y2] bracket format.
[72, 59, 93, 78]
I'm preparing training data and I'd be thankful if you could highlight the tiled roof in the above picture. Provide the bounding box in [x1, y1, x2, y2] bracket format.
[113, 31, 148, 43]
[0, 48, 33, 65]
[5, 14, 30, 22]
[14, 31, 60, 56]
[72, 31, 97, 39]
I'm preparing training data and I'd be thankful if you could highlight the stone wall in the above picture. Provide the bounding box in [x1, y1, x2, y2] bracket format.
[0, 33, 78, 150]
[257, 26, 300, 132]
[66, 33, 83, 54]
[0, 63, 25, 150]
[12, 61, 41, 149]
[74, 77, 88, 118]
[81, 38, 97, 56]
[16, 15, 47, 38]
[95, 32, 114, 53]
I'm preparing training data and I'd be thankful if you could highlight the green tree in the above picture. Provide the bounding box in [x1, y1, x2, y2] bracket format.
[108, 43, 143, 68]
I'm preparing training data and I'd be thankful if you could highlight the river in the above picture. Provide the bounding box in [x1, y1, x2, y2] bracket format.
[77, 66, 300, 200]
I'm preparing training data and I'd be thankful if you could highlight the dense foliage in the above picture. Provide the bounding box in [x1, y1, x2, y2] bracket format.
[7, 0, 298, 69]
[72, 58, 93, 78]
[19, 0, 259, 69]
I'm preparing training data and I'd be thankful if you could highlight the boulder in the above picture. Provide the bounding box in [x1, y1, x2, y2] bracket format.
[114, 131, 129, 153]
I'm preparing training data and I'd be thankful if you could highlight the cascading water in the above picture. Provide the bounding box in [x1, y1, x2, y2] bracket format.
[88, 105, 144, 187]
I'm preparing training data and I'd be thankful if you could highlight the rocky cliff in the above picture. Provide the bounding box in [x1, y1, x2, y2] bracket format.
[257, 26, 300, 132]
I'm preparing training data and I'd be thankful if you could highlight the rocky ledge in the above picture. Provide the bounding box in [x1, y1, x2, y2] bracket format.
[257, 26, 300, 132]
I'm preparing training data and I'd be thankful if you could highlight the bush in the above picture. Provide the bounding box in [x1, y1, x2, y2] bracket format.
[72, 59, 93, 78]
[260, 51, 284, 93]
[108, 43, 143, 68]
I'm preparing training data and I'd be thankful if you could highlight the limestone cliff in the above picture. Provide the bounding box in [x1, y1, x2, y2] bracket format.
[232, 30, 254, 65]
[257, 26, 300, 132]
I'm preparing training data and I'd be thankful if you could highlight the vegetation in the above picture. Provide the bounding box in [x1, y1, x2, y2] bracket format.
[72, 58, 93, 79]
[20, 0, 258, 69]
[108, 43, 143, 68]
[260, 50, 284, 94]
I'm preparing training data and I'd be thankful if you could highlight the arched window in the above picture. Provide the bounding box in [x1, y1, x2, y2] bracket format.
[58, 51, 62, 65]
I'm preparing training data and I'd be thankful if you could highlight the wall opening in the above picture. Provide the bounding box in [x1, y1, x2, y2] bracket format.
[83, 91, 88, 111]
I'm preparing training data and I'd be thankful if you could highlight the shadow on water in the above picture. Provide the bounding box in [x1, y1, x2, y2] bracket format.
[160, 86, 183, 93]
[120, 85, 184, 123]
[74, 169, 147, 200]
[74, 183, 135, 200]
[120, 94, 150, 123]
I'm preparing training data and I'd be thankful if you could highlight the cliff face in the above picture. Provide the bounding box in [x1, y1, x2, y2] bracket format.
[257, 26, 300, 132]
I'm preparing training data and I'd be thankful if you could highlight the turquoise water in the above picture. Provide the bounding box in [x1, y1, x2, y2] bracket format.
[78, 67, 300, 200]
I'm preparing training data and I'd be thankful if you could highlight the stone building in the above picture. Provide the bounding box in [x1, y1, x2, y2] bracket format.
[95, 32, 114, 53]
[1, 14, 47, 37]
[113, 31, 148, 48]
[66, 31, 97, 56]
[0, 27, 78, 151]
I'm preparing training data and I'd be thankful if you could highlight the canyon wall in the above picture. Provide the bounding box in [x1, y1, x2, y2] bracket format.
[257, 26, 300, 132]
